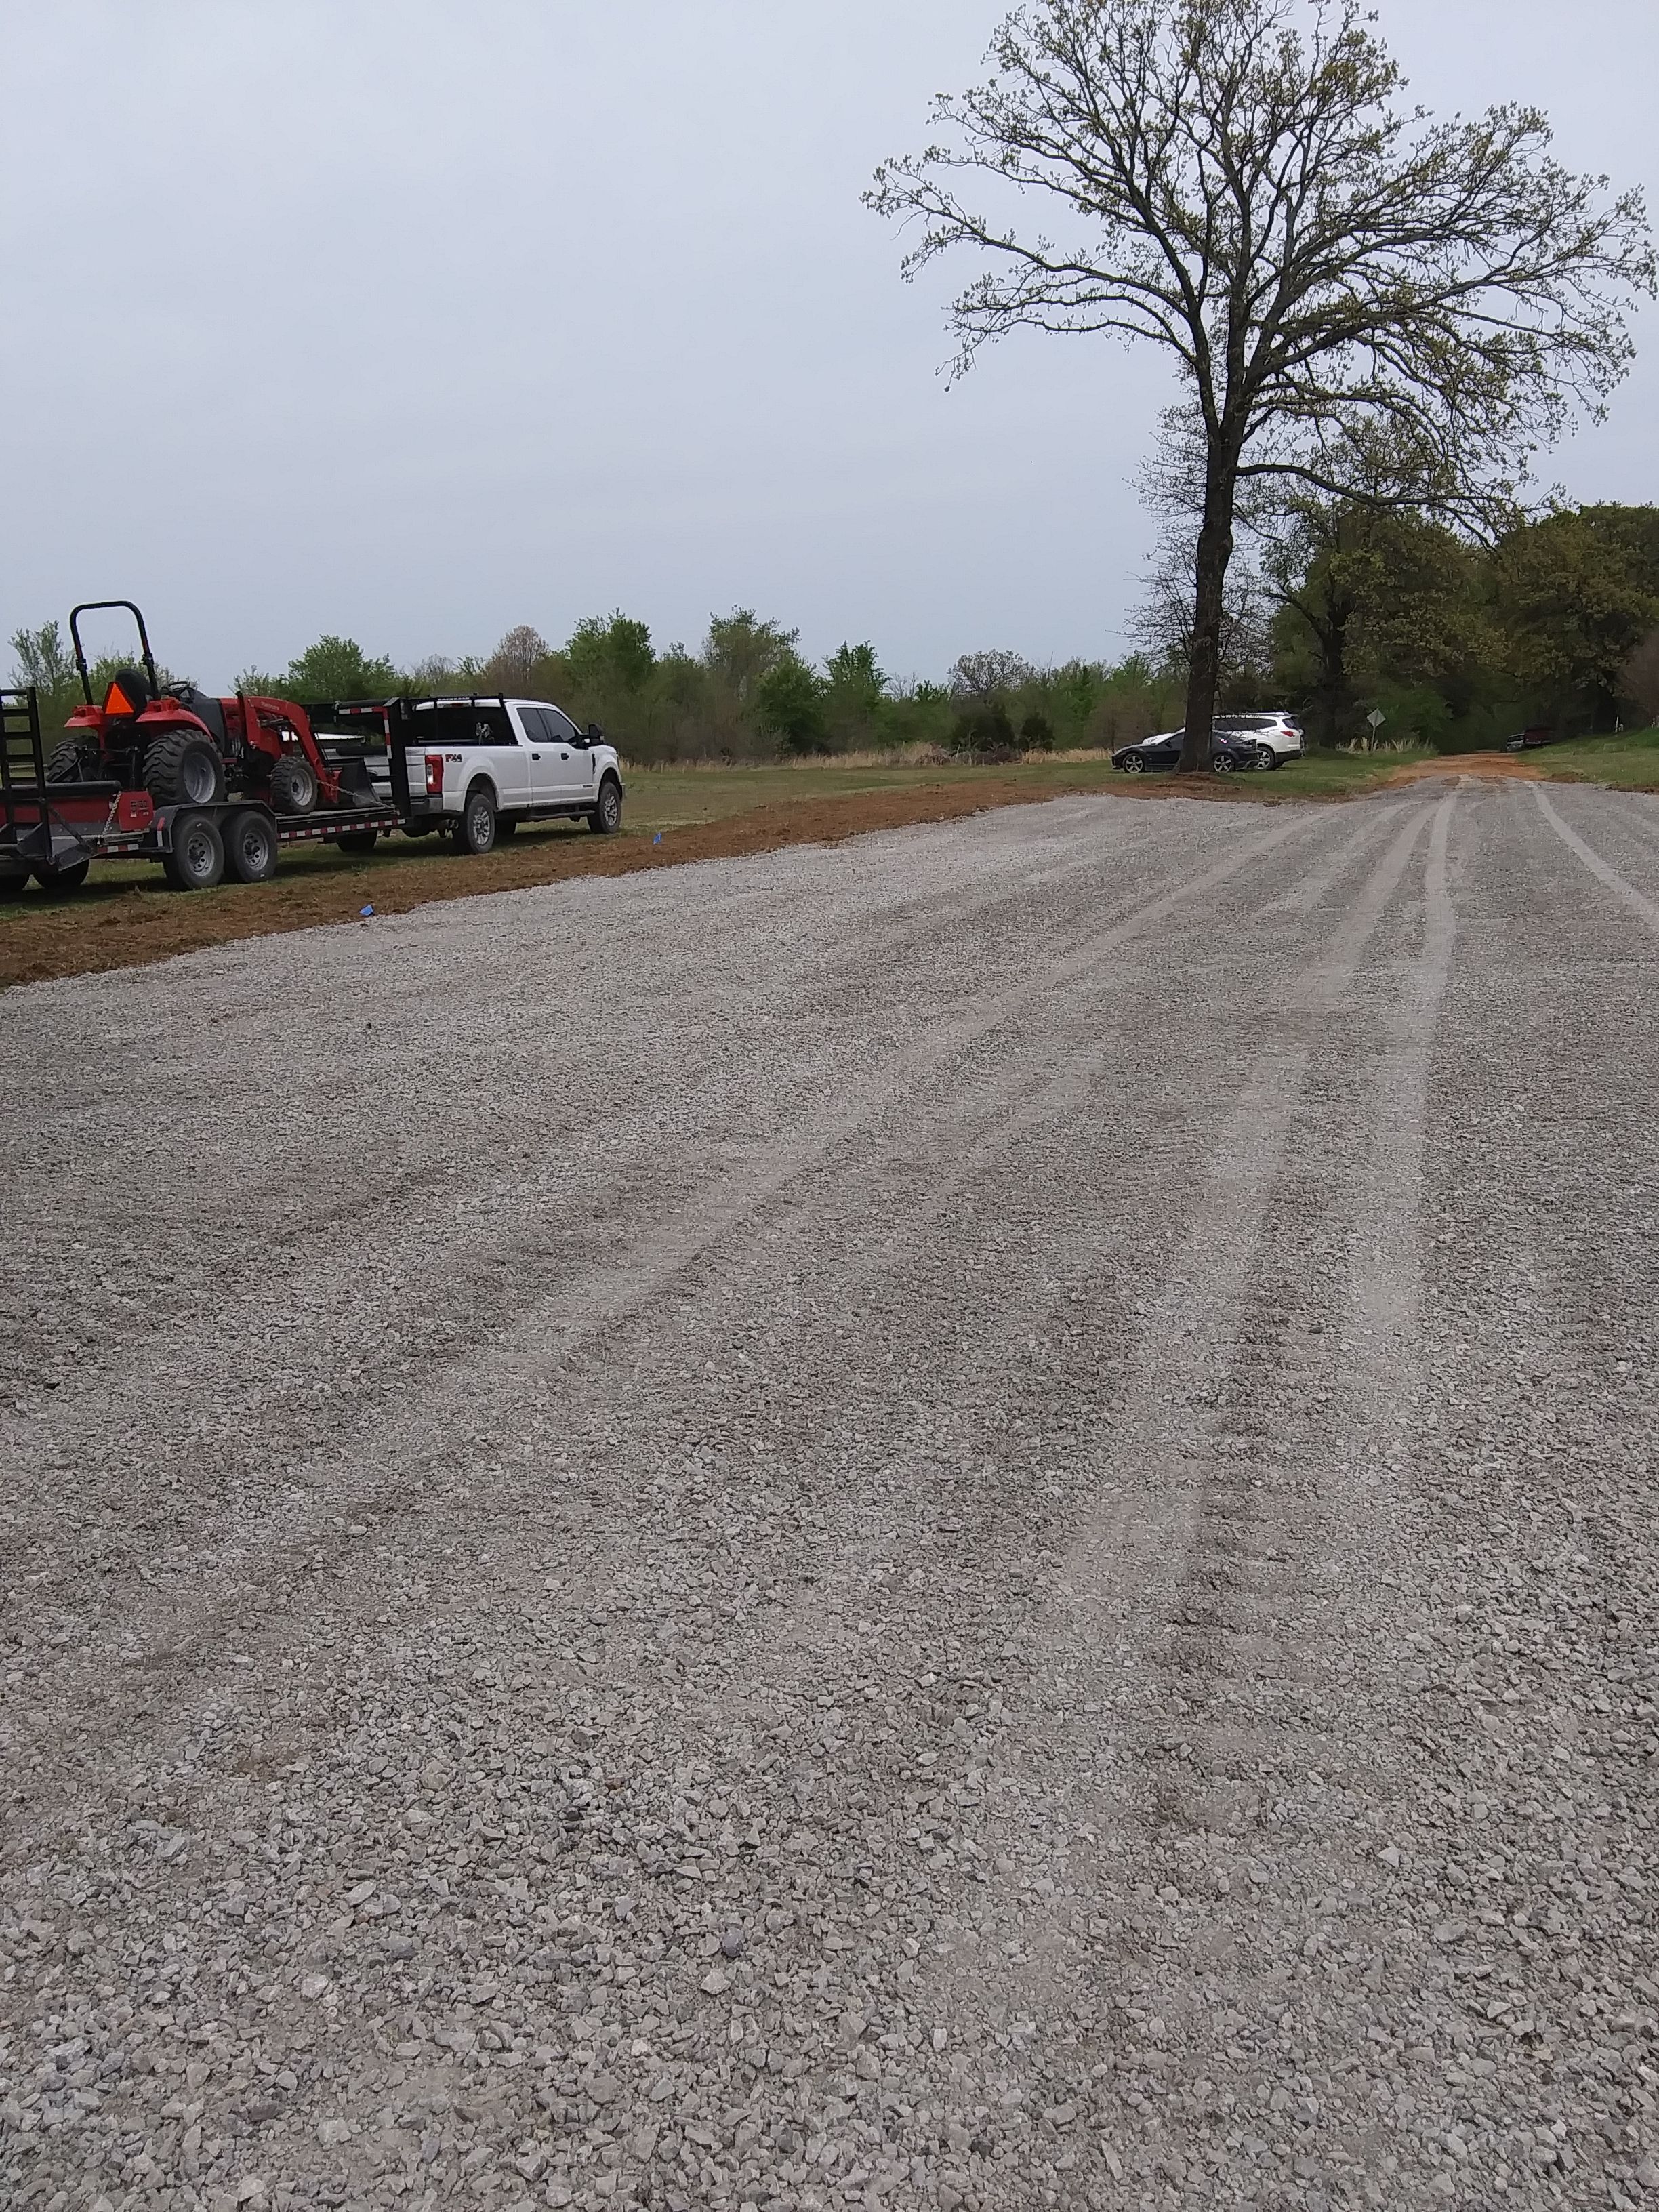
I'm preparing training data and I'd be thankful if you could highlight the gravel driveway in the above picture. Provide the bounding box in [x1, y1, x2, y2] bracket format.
[1, 779, 1655, 2212]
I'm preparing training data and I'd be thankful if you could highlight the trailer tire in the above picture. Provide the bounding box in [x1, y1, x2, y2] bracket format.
[30, 857, 91, 894]
[454, 783, 497, 855]
[268, 755, 319, 817]
[163, 812, 226, 892]
[145, 731, 226, 808]
[335, 830, 379, 855]
[586, 775, 623, 836]
[225, 809, 278, 884]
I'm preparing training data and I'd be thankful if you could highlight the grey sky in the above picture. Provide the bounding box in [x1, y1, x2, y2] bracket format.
[3, 0, 1655, 692]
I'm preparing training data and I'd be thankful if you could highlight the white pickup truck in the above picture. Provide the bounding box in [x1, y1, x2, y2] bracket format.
[361, 697, 625, 853]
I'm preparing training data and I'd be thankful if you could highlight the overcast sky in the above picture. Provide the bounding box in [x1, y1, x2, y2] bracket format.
[3, 0, 1655, 691]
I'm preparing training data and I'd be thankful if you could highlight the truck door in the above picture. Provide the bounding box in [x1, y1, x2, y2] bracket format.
[522, 705, 592, 806]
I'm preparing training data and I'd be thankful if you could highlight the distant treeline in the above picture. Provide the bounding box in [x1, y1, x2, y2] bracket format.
[10, 501, 1658, 764]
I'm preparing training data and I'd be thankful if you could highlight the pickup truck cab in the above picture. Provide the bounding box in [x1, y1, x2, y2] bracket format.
[369, 697, 624, 853]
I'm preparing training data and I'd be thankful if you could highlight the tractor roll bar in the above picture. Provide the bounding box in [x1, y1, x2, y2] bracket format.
[68, 601, 161, 705]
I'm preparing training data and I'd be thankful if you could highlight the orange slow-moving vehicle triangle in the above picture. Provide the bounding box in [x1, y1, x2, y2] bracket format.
[104, 680, 135, 717]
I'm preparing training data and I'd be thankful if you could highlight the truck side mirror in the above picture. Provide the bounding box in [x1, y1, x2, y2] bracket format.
[585, 722, 604, 743]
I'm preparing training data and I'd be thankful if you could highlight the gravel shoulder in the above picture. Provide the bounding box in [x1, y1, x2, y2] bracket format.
[1, 783, 1654, 2212]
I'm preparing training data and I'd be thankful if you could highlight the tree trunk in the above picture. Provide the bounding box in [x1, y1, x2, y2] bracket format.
[1179, 453, 1239, 774]
[1315, 606, 1349, 747]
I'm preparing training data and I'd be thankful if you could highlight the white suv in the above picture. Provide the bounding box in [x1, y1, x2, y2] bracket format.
[1216, 712, 1304, 769]
[377, 697, 625, 852]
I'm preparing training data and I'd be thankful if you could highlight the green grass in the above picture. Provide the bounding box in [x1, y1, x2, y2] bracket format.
[1531, 728, 1659, 789]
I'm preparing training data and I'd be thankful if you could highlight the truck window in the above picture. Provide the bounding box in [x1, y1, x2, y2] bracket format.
[411, 703, 514, 747]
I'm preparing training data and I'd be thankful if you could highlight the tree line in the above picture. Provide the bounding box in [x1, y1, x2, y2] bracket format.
[6, 608, 1189, 765]
[9, 495, 1658, 769]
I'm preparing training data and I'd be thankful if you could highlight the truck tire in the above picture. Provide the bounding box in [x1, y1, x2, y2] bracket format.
[144, 730, 226, 807]
[335, 830, 378, 855]
[268, 755, 319, 816]
[454, 783, 497, 855]
[163, 812, 226, 892]
[586, 775, 623, 836]
[225, 809, 278, 884]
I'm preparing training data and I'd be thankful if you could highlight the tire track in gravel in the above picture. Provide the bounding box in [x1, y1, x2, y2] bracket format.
[1532, 786, 1659, 933]
[806, 795, 1457, 2200]
[0, 802, 1330, 1818]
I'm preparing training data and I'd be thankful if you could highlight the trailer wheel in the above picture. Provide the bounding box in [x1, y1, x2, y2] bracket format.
[269, 755, 319, 816]
[586, 775, 623, 836]
[144, 731, 226, 808]
[163, 812, 226, 892]
[1, 855, 31, 896]
[335, 830, 379, 855]
[454, 783, 497, 855]
[225, 809, 277, 884]
[30, 857, 91, 894]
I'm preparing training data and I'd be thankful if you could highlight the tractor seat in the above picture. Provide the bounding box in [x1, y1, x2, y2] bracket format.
[102, 666, 153, 718]
[169, 683, 228, 745]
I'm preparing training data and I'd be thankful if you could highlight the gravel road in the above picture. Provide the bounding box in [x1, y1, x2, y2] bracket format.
[1, 779, 1656, 2212]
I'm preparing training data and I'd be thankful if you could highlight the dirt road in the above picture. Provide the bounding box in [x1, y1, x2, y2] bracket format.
[2, 780, 1655, 2211]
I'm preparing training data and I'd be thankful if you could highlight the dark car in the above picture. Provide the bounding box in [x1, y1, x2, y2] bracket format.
[1111, 726, 1260, 775]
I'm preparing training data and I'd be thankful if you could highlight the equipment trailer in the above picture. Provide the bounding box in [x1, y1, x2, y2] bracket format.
[1, 685, 401, 893]
[1, 600, 626, 895]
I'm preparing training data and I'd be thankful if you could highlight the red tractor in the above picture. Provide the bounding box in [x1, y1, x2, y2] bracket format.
[54, 600, 365, 818]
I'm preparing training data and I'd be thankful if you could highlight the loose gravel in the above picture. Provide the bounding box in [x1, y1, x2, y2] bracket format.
[1, 779, 1656, 2212]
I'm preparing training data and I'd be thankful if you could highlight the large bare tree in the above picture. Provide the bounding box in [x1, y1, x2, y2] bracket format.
[869, 0, 1654, 769]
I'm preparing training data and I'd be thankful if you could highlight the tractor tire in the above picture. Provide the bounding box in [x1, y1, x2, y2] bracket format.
[268, 755, 319, 817]
[335, 830, 379, 855]
[163, 812, 226, 892]
[453, 783, 497, 855]
[225, 809, 278, 884]
[586, 775, 623, 836]
[45, 740, 94, 783]
[144, 730, 226, 808]
[30, 857, 91, 894]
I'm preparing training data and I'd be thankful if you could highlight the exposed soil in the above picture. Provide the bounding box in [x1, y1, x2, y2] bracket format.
[1382, 748, 1542, 783]
[0, 772, 1265, 991]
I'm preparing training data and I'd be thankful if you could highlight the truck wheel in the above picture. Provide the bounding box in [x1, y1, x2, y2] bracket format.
[225, 809, 277, 884]
[163, 812, 226, 891]
[454, 784, 497, 855]
[335, 830, 378, 855]
[586, 775, 623, 836]
[268, 755, 319, 816]
[29, 857, 91, 894]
